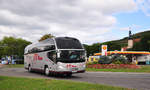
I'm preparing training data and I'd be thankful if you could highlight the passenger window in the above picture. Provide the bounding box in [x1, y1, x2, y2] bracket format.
[47, 51, 57, 62]
[44, 45, 55, 51]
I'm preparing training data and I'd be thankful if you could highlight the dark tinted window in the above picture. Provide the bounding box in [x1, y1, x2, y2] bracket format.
[55, 37, 83, 49]
[44, 45, 55, 51]
[47, 51, 57, 62]
[25, 38, 55, 54]
[57, 50, 86, 63]
[28, 45, 55, 53]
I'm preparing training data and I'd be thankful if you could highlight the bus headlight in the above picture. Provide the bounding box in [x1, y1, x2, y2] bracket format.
[57, 62, 68, 71]
[58, 65, 66, 70]
[58, 65, 63, 69]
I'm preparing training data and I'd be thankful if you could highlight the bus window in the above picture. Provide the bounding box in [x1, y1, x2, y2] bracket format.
[55, 37, 83, 49]
[47, 51, 57, 62]
[57, 50, 86, 63]
[30, 47, 39, 53]
[44, 45, 55, 51]
[28, 45, 56, 53]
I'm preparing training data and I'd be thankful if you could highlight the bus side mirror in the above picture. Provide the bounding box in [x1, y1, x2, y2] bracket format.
[57, 52, 60, 58]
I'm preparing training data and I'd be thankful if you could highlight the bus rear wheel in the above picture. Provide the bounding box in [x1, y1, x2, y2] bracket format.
[28, 65, 32, 72]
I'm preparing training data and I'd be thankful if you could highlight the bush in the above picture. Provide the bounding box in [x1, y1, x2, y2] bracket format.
[98, 56, 112, 64]
[87, 61, 99, 65]
[112, 55, 129, 64]
[97, 55, 130, 64]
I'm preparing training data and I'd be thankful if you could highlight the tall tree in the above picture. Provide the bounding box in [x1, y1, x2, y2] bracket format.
[129, 34, 150, 51]
[0, 41, 4, 59]
[39, 34, 54, 42]
[0, 36, 31, 59]
[83, 43, 100, 56]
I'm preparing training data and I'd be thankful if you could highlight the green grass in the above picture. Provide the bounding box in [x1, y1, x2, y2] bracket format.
[4, 64, 24, 68]
[86, 65, 150, 73]
[0, 76, 132, 90]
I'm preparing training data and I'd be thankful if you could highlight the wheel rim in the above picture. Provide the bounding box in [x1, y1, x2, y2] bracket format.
[45, 68, 49, 75]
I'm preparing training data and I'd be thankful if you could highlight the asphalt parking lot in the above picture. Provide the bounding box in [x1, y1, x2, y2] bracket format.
[0, 68, 150, 90]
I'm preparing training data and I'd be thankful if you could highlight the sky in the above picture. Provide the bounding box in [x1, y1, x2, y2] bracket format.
[0, 0, 150, 45]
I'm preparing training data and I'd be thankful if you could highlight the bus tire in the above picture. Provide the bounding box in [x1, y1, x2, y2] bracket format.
[45, 66, 50, 76]
[28, 65, 32, 72]
[66, 73, 72, 77]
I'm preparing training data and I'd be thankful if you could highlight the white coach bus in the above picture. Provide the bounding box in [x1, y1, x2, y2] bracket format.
[24, 37, 86, 76]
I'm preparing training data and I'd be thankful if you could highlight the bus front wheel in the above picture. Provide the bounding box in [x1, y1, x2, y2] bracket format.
[66, 73, 72, 77]
[45, 67, 50, 76]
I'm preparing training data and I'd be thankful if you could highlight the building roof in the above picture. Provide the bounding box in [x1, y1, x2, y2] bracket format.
[94, 51, 150, 56]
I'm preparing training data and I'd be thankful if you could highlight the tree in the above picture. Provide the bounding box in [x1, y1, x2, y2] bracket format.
[130, 34, 150, 51]
[15, 38, 32, 58]
[0, 41, 4, 59]
[83, 43, 100, 56]
[39, 34, 54, 42]
[140, 35, 150, 51]
[103, 42, 121, 51]
[0, 36, 31, 59]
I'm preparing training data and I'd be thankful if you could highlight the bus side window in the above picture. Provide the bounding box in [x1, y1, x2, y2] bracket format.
[47, 51, 56, 62]
[44, 45, 55, 51]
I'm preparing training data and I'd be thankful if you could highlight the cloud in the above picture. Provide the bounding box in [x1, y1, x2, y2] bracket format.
[136, 0, 150, 16]
[0, 0, 138, 44]
[120, 24, 141, 31]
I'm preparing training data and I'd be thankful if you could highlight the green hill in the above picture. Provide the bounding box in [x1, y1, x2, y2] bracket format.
[103, 30, 150, 47]
[107, 30, 150, 44]
[84, 30, 150, 56]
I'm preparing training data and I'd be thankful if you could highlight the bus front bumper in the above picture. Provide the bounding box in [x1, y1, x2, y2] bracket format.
[49, 70, 85, 74]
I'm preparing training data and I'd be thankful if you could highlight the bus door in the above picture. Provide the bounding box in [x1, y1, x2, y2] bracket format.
[47, 51, 57, 71]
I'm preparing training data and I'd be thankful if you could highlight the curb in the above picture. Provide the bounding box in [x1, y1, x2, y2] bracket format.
[86, 71, 150, 74]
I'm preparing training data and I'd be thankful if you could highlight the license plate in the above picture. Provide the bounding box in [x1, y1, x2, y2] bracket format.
[72, 68, 78, 71]
[72, 71, 77, 73]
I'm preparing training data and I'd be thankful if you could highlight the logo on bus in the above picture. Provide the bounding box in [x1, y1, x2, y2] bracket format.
[66, 64, 77, 68]
[34, 54, 43, 61]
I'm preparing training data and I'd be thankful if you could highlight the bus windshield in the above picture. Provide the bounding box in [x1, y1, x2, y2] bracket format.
[57, 50, 85, 63]
[55, 37, 83, 49]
